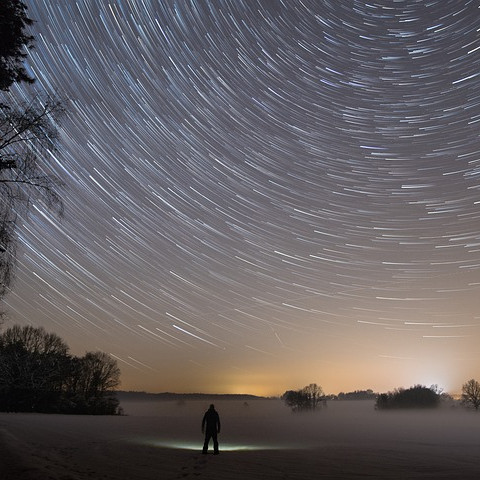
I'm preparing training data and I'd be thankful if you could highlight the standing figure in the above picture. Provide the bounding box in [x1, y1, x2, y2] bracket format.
[201, 404, 220, 454]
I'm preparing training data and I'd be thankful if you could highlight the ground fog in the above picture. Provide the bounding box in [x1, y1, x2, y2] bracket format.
[2, 398, 480, 479]
[120, 398, 480, 452]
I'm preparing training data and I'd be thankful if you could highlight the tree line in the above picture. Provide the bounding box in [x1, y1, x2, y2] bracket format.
[375, 382, 480, 410]
[0, 325, 121, 414]
[283, 382, 480, 412]
[375, 385, 442, 409]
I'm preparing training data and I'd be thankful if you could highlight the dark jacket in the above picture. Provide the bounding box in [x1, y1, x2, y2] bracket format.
[202, 406, 220, 433]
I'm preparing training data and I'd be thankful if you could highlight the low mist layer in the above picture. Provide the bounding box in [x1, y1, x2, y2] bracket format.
[2, 399, 480, 479]
[122, 398, 480, 452]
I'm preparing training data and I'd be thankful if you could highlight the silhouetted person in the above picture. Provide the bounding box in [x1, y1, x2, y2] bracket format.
[202, 404, 220, 454]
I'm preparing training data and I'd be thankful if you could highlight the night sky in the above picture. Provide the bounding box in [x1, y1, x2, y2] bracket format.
[4, 0, 480, 396]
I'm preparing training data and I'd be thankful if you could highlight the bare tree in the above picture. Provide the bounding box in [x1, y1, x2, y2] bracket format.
[302, 383, 325, 410]
[0, 96, 65, 300]
[461, 379, 480, 410]
[74, 351, 121, 414]
[283, 389, 310, 412]
[282, 383, 325, 412]
[78, 351, 121, 396]
[0, 325, 121, 414]
[0, 324, 68, 355]
[0, 1, 65, 306]
[0, 325, 70, 411]
[0, 96, 65, 209]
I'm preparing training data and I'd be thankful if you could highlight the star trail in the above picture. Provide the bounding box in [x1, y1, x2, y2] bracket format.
[3, 0, 480, 395]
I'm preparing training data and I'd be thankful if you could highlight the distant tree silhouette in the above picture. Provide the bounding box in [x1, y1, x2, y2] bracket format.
[0, 325, 121, 414]
[302, 383, 324, 409]
[282, 383, 325, 412]
[336, 389, 376, 401]
[375, 385, 440, 410]
[283, 389, 308, 412]
[461, 379, 480, 410]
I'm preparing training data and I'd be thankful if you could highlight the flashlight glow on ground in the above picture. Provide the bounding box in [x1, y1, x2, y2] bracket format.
[135, 439, 291, 452]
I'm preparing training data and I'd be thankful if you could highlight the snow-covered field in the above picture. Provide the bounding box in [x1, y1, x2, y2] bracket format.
[1, 399, 479, 479]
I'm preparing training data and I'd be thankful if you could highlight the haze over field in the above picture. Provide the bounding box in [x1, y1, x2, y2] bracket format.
[2, 399, 480, 479]
[4, 1, 480, 396]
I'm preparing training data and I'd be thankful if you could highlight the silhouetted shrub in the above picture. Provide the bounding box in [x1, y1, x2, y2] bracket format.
[375, 385, 440, 409]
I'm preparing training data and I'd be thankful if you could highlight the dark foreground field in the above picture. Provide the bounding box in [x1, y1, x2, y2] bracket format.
[1, 399, 480, 479]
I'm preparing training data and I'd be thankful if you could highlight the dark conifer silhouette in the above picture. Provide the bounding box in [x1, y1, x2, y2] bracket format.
[0, 0, 35, 91]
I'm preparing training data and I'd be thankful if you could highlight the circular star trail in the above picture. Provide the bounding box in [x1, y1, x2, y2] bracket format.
[4, 0, 480, 394]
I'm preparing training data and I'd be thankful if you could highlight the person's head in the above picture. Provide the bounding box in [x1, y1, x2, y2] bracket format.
[209, 404, 215, 410]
